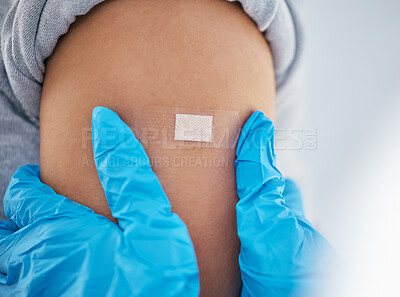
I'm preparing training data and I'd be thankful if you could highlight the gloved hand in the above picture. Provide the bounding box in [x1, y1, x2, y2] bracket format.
[0, 107, 199, 297]
[235, 111, 334, 297]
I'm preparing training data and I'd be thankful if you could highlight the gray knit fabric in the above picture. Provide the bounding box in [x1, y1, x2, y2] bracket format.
[0, 0, 303, 219]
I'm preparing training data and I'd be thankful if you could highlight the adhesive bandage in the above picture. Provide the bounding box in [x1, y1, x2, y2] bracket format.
[131, 106, 241, 149]
[174, 114, 213, 142]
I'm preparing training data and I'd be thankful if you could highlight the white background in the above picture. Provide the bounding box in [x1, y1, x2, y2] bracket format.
[291, 1, 400, 296]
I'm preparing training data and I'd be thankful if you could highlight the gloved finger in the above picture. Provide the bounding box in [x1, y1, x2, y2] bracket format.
[283, 178, 308, 221]
[0, 221, 17, 236]
[0, 220, 21, 275]
[0, 228, 14, 276]
[92, 107, 175, 233]
[0, 236, 12, 275]
[0, 222, 20, 275]
[0, 220, 18, 236]
[4, 165, 95, 228]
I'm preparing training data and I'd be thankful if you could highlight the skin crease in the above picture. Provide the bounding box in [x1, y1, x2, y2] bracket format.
[39, 0, 275, 296]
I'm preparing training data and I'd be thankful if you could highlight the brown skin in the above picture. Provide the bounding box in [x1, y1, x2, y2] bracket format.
[40, 0, 275, 296]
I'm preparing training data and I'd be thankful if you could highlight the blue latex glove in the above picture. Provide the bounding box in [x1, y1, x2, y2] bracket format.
[0, 107, 199, 297]
[235, 111, 334, 297]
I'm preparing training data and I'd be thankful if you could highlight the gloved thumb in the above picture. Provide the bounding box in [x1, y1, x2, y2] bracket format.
[235, 111, 284, 200]
[235, 111, 328, 275]
[91, 107, 174, 231]
[91, 107, 197, 269]
[235, 112, 335, 296]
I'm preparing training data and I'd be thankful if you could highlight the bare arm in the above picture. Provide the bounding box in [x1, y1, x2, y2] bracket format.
[40, 0, 275, 296]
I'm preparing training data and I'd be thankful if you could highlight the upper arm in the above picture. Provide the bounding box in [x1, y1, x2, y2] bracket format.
[40, 0, 275, 296]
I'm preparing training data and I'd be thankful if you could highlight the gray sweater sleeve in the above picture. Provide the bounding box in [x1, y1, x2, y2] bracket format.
[0, 0, 303, 219]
